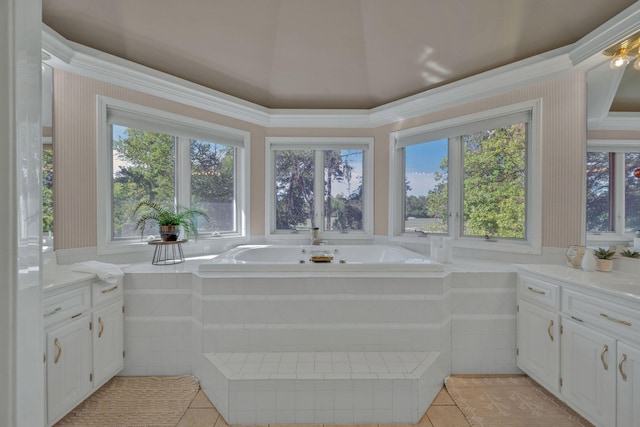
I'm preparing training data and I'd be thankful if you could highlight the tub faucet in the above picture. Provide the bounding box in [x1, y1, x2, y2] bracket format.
[311, 227, 321, 245]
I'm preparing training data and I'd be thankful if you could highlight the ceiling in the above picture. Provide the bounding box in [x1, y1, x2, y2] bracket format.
[42, 0, 637, 110]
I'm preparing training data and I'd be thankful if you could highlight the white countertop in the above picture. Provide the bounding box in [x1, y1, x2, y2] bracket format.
[515, 264, 640, 303]
[42, 265, 96, 292]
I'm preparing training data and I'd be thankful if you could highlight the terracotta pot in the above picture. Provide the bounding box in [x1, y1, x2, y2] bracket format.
[159, 225, 179, 241]
[596, 258, 613, 272]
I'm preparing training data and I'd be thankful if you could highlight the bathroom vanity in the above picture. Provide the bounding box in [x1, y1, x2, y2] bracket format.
[516, 265, 640, 427]
[43, 271, 124, 426]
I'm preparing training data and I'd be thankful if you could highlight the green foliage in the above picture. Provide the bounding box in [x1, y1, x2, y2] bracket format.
[275, 150, 315, 229]
[593, 247, 616, 259]
[619, 248, 640, 258]
[112, 127, 235, 238]
[42, 147, 54, 233]
[423, 124, 526, 238]
[133, 200, 209, 239]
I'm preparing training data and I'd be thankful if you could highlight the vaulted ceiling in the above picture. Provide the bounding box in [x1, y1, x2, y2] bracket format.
[42, 0, 637, 110]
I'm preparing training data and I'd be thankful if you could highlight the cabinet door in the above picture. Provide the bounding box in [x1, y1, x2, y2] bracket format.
[617, 341, 640, 427]
[562, 318, 616, 427]
[46, 315, 92, 425]
[92, 300, 124, 387]
[517, 299, 561, 395]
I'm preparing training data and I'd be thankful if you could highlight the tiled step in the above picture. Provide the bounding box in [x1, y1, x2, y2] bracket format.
[199, 351, 444, 425]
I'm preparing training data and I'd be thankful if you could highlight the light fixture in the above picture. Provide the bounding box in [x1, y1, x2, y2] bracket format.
[603, 31, 640, 71]
[610, 47, 630, 70]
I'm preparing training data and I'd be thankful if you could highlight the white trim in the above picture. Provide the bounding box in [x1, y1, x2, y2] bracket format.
[389, 100, 542, 255]
[264, 137, 374, 240]
[42, 24, 574, 129]
[569, 1, 640, 66]
[96, 96, 250, 255]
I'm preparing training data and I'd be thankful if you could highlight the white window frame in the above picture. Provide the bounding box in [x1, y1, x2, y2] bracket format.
[96, 97, 250, 255]
[265, 137, 374, 241]
[389, 100, 542, 254]
[586, 139, 640, 246]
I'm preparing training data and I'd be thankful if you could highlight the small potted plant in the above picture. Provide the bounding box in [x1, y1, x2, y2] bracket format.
[133, 200, 209, 241]
[619, 248, 640, 258]
[593, 247, 616, 272]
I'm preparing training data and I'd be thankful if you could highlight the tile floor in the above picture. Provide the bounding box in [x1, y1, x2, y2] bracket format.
[177, 386, 469, 427]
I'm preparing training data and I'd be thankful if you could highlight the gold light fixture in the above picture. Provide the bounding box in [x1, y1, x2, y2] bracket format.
[610, 47, 630, 70]
[604, 31, 640, 71]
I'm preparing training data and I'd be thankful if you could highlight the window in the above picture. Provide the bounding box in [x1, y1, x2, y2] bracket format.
[586, 142, 640, 243]
[391, 101, 541, 253]
[97, 98, 249, 253]
[266, 137, 373, 238]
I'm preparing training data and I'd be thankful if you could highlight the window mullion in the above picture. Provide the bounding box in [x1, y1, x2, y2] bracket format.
[614, 152, 625, 236]
[314, 150, 324, 230]
[449, 136, 462, 238]
[175, 136, 191, 209]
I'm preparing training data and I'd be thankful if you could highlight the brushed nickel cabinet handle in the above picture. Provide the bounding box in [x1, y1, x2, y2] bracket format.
[600, 313, 631, 327]
[54, 338, 62, 364]
[619, 354, 628, 381]
[601, 344, 609, 371]
[547, 319, 554, 342]
[44, 307, 62, 317]
[98, 317, 104, 338]
[528, 286, 546, 295]
[101, 285, 119, 294]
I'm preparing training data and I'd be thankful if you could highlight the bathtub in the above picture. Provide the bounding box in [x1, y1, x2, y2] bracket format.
[198, 244, 443, 272]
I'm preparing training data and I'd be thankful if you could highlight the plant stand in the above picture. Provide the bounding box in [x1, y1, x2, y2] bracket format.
[148, 239, 186, 265]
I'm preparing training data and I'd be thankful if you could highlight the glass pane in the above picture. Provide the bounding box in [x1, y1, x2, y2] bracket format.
[274, 150, 315, 230]
[625, 153, 640, 233]
[191, 141, 235, 233]
[324, 149, 364, 231]
[586, 152, 612, 233]
[462, 124, 526, 239]
[112, 125, 176, 239]
[404, 139, 448, 233]
[42, 145, 54, 247]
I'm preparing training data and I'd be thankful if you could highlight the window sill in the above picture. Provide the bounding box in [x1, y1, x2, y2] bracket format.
[390, 234, 541, 255]
[97, 234, 248, 256]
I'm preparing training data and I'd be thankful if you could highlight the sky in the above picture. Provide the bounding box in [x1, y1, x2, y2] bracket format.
[405, 139, 447, 196]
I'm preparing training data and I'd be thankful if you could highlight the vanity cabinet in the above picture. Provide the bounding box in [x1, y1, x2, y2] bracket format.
[516, 265, 640, 427]
[45, 314, 92, 424]
[44, 276, 124, 426]
[561, 318, 616, 427]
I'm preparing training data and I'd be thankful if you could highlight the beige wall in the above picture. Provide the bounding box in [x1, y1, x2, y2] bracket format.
[53, 69, 586, 250]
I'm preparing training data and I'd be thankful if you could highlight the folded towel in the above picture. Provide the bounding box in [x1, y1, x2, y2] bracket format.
[71, 261, 124, 284]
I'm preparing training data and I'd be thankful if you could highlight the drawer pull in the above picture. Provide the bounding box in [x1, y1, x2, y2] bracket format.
[527, 286, 546, 295]
[570, 316, 583, 323]
[44, 307, 62, 317]
[101, 285, 119, 294]
[619, 354, 628, 381]
[601, 344, 609, 371]
[98, 317, 104, 338]
[547, 319, 554, 341]
[54, 338, 62, 364]
[600, 313, 631, 327]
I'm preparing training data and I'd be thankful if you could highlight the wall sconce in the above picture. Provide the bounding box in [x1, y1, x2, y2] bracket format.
[610, 47, 630, 70]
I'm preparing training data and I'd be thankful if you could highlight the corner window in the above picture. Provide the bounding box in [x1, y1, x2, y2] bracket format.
[586, 143, 640, 243]
[266, 138, 373, 238]
[97, 98, 249, 254]
[391, 101, 541, 253]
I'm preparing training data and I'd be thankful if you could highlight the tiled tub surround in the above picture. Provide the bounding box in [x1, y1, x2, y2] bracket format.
[192, 270, 451, 424]
[120, 258, 519, 425]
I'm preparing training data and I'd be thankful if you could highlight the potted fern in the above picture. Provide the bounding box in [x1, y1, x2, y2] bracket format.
[593, 247, 616, 272]
[133, 200, 209, 241]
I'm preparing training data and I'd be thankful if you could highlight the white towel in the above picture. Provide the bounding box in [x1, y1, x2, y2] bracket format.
[71, 261, 124, 284]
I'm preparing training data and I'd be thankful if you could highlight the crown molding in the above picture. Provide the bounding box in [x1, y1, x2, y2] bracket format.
[41, 4, 638, 131]
[589, 112, 640, 131]
[569, 1, 640, 65]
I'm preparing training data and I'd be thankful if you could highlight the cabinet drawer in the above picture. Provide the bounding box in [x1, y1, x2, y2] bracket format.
[43, 286, 91, 328]
[563, 289, 640, 346]
[92, 280, 123, 307]
[518, 275, 560, 310]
